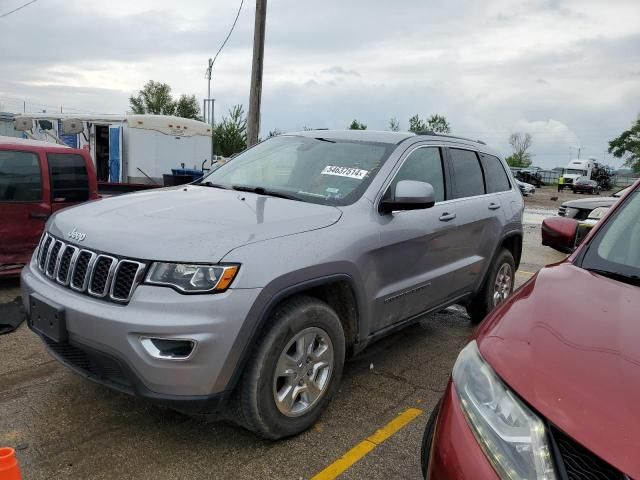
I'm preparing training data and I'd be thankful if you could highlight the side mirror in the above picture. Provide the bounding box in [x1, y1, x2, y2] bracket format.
[541, 216, 579, 253]
[380, 180, 436, 213]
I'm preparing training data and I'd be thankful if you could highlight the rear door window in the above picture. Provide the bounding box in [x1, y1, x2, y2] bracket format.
[480, 153, 511, 193]
[0, 150, 42, 202]
[47, 153, 89, 202]
[386, 147, 445, 202]
[449, 149, 485, 198]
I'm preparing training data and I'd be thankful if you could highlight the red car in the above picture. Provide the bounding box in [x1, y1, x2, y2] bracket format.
[0, 137, 98, 277]
[421, 179, 639, 479]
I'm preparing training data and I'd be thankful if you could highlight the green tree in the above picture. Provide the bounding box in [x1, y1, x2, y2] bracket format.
[506, 132, 533, 168]
[129, 80, 201, 120]
[408, 114, 426, 133]
[389, 117, 400, 132]
[129, 80, 176, 115]
[608, 115, 640, 173]
[174, 94, 201, 120]
[425, 114, 451, 133]
[213, 105, 247, 157]
[349, 119, 367, 130]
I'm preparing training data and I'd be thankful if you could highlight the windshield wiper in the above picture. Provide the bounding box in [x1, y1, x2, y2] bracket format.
[198, 181, 229, 189]
[314, 137, 336, 143]
[231, 185, 302, 201]
[585, 268, 640, 287]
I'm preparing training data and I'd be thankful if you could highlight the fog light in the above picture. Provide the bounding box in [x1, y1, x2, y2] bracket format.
[140, 337, 196, 360]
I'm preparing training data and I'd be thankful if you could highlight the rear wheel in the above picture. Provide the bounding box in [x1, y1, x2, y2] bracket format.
[466, 248, 515, 324]
[237, 295, 345, 439]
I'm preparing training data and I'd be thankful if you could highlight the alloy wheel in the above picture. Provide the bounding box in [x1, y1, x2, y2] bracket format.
[272, 327, 334, 417]
[493, 263, 513, 307]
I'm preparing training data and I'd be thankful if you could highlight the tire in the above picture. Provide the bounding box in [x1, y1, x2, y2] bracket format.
[420, 400, 441, 478]
[237, 295, 345, 439]
[466, 248, 515, 324]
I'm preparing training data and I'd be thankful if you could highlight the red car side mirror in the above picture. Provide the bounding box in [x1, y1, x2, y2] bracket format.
[542, 217, 579, 253]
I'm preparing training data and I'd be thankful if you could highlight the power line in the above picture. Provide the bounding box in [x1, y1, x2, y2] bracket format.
[0, 0, 40, 19]
[210, 0, 245, 69]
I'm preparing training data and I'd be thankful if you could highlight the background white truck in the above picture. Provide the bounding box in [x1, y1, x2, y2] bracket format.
[562, 158, 595, 186]
[13, 114, 213, 184]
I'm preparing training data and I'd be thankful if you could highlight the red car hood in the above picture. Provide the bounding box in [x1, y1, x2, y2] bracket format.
[477, 262, 640, 478]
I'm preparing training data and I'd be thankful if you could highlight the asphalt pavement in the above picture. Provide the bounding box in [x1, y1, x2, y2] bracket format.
[0, 222, 565, 480]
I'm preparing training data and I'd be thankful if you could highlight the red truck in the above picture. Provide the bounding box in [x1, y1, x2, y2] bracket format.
[0, 137, 101, 277]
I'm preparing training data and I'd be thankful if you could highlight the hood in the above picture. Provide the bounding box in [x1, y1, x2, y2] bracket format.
[48, 186, 342, 262]
[561, 196, 618, 210]
[477, 263, 640, 477]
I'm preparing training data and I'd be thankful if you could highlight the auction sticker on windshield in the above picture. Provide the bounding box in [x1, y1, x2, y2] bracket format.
[321, 166, 369, 179]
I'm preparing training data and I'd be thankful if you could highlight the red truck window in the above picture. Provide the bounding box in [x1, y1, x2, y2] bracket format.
[47, 153, 90, 202]
[0, 150, 42, 202]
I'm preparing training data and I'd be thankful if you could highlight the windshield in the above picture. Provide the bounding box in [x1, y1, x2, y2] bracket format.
[565, 168, 586, 176]
[581, 188, 640, 285]
[199, 135, 395, 205]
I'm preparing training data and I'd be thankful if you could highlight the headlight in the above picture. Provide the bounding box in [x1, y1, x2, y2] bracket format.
[453, 341, 556, 479]
[145, 263, 239, 293]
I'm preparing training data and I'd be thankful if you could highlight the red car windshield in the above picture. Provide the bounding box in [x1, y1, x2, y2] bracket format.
[580, 188, 640, 286]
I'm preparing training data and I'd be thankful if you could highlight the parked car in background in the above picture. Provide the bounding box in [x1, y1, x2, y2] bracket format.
[421, 180, 639, 479]
[572, 176, 600, 194]
[0, 137, 99, 276]
[22, 130, 524, 439]
[515, 179, 535, 195]
[558, 185, 630, 220]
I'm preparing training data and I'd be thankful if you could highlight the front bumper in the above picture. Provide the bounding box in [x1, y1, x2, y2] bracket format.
[426, 381, 498, 479]
[21, 258, 261, 410]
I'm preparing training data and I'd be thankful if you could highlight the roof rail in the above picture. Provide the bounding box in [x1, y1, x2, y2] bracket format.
[416, 131, 487, 146]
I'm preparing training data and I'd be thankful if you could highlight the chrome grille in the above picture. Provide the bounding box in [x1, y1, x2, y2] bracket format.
[36, 233, 146, 304]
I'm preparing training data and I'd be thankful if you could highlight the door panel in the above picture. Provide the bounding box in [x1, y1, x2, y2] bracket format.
[448, 149, 505, 291]
[371, 146, 461, 332]
[109, 126, 122, 183]
[0, 150, 50, 270]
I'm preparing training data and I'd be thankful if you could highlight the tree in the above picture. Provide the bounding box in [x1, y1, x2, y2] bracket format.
[213, 105, 247, 157]
[506, 132, 533, 168]
[608, 115, 640, 173]
[408, 114, 426, 133]
[389, 117, 400, 132]
[174, 94, 201, 120]
[425, 114, 451, 133]
[349, 119, 367, 130]
[129, 80, 176, 116]
[129, 80, 201, 120]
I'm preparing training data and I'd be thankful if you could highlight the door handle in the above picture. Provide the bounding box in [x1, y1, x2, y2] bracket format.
[488, 203, 501, 210]
[29, 212, 50, 220]
[439, 212, 456, 222]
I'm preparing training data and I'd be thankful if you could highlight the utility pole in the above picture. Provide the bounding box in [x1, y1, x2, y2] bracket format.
[247, 0, 267, 147]
[205, 58, 215, 160]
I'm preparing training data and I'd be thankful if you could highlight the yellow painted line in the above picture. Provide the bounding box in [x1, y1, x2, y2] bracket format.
[516, 269, 536, 276]
[310, 408, 423, 480]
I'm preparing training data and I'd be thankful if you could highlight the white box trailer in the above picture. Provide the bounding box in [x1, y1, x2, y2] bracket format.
[13, 114, 213, 184]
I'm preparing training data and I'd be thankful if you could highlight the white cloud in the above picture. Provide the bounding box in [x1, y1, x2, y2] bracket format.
[0, 0, 638, 167]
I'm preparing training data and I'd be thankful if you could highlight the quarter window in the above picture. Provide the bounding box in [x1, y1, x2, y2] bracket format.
[450, 149, 485, 198]
[480, 153, 511, 193]
[47, 153, 89, 202]
[386, 147, 445, 202]
[0, 150, 42, 202]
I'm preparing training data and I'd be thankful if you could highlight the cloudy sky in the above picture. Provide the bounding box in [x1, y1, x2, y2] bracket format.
[1, 0, 639, 168]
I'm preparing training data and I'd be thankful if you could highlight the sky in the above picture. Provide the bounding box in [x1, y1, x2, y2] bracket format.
[1, 0, 639, 168]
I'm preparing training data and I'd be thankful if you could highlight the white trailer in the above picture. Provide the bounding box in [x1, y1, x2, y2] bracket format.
[13, 114, 213, 184]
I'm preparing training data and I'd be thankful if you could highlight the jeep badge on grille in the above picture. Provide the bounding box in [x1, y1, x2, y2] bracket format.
[68, 228, 86, 242]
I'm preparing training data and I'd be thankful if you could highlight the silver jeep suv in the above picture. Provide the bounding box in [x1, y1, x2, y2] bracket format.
[22, 130, 523, 439]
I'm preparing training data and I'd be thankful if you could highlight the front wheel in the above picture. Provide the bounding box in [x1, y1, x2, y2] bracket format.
[466, 248, 515, 324]
[237, 295, 345, 439]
